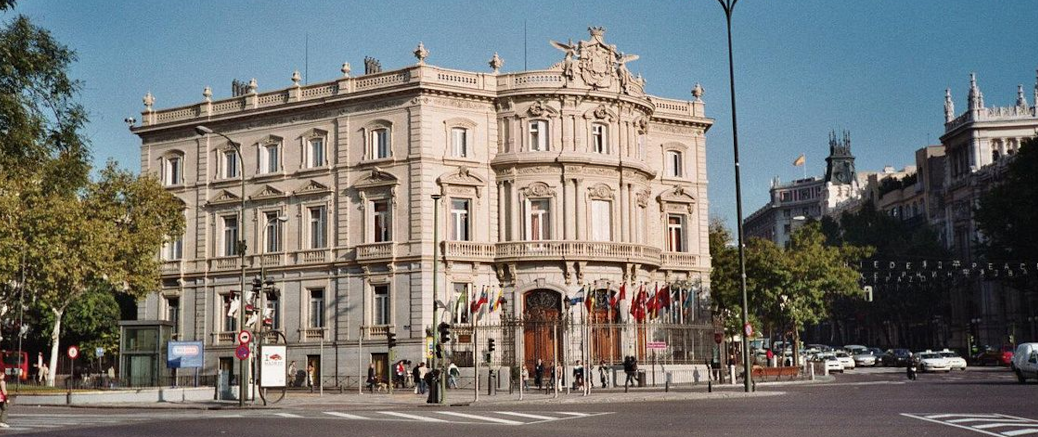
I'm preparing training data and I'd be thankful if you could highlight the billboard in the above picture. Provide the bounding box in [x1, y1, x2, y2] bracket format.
[167, 341, 204, 369]
[260, 346, 286, 387]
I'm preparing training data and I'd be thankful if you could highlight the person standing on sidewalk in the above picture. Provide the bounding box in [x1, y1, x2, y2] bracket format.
[520, 365, 530, 390]
[598, 360, 608, 388]
[287, 361, 297, 387]
[0, 373, 9, 428]
[366, 363, 376, 393]
[412, 363, 422, 394]
[448, 362, 460, 389]
[534, 359, 544, 390]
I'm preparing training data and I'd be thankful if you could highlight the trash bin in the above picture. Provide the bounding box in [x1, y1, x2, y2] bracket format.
[637, 370, 646, 387]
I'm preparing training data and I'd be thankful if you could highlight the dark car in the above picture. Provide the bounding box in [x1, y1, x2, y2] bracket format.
[881, 349, 912, 367]
[973, 345, 1014, 366]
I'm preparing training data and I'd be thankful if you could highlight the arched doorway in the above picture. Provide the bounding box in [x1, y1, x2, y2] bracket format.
[523, 289, 562, 374]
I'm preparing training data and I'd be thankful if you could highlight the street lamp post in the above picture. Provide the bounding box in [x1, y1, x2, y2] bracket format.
[195, 125, 249, 407]
[431, 193, 445, 404]
[717, 0, 753, 392]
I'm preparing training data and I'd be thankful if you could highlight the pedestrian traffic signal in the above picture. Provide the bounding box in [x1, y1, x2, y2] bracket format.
[488, 338, 496, 353]
[387, 331, 397, 349]
[251, 276, 263, 292]
[438, 322, 451, 344]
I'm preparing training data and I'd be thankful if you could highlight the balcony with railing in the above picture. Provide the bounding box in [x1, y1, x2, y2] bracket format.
[161, 260, 183, 274]
[300, 327, 328, 342]
[661, 252, 699, 270]
[215, 332, 235, 345]
[210, 257, 240, 271]
[356, 242, 395, 262]
[441, 241, 495, 263]
[363, 325, 393, 339]
[495, 240, 661, 267]
[253, 253, 284, 268]
[295, 249, 329, 264]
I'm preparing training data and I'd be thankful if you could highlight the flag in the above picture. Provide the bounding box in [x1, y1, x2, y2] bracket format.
[630, 286, 647, 322]
[491, 286, 504, 313]
[585, 287, 595, 313]
[567, 287, 584, 306]
[793, 154, 805, 166]
[471, 286, 489, 314]
[683, 287, 695, 309]
[646, 284, 659, 319]
[615, 282, 626, 308]
[657, 285, 671, 310]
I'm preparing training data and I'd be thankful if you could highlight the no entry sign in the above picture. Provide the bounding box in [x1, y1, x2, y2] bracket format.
[743, 323, 754, 338]
[237, 330, 252, 344]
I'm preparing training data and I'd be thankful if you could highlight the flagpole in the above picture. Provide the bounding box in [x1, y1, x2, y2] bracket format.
[802, 153, 807, 179]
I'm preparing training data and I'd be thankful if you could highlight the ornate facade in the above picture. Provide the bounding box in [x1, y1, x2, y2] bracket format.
[131, 28, 712, 384]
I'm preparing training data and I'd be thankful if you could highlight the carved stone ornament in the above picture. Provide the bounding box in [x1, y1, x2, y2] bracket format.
[208, 190, 241, 205]
[520, 182, 556, 198]
[587, 183, 615, 200]
[414, 42, 429, 65]
[489, 52, 504, 73]
[437, 166, 486, 198]
[251, 185, 286, 200]
[143, 92, 155, 111]
[658, 186, 697, 213]
[593, 105, 610, 120]
[691, 82, 704, 101]
[294, 180, 331, 196]
[636, 187, 651, 208]
[341, 62, 351, 77]
[528, 100, 549, 117]
[356, 167, 399, 188]
[635, 116, 650, 134]
[579, 27, 616, 89]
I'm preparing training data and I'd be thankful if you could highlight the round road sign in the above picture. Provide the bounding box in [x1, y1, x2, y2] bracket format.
[743, 323, 754, 338]
[235, 344, 250, 360]
[237, 330, 253, 344]
[67, 345, 79, 359]
[714, 332, 724, 344]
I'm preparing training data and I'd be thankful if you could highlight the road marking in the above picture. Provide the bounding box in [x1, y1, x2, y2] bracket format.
[436, 411, 524, 425]
[274, 413, 302, 418]
[496, 412, 555, 421]
[379, 411, 447, 422]
[559, 412, 590, 417]
[903, 413, 1038, 437]
[323, 412, 370, 420]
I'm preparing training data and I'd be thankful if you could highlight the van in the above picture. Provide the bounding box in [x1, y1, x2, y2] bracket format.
[1012, 343, 1038, 383]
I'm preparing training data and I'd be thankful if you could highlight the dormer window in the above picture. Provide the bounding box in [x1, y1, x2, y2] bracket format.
[529, 120, 549, 151]
[592, 124, 608, 154]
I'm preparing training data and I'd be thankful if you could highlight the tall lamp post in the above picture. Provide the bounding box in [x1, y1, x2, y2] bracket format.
[195, 125, 249, 406]
[717, 0, 753, 392]
[431, 194, 445, 404]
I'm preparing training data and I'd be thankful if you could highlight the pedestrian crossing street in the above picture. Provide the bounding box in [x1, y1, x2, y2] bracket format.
[902, 413, 1038, 436]
[3, 413, 160, 434]
[267, 410, 613, 426]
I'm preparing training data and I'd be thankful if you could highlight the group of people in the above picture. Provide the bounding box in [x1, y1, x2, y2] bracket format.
[523, 358, 615, 392]
[285, 361, 316, 388]
[363, 360, 462, 394]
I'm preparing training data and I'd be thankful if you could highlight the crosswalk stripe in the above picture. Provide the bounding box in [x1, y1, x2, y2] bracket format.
[1003, 429, 1038, 436]
[496, 412, 555, 421]
[323, 412, 369, 420]
[379, 412, 447, 422]
[275, 413, 302, 418]
[435, 412, 524, 425]
[949, 418, 1031, 424]
[974, 423, 1038, 430]
[558, 412, 590, 417]
[926, 414, 1005, 419]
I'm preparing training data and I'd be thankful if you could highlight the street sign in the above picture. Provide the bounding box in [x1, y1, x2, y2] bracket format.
[235, 344, 250, 360]
[647, 341, 667, 350]
[237, 330, 252, 344]
[67, 345, 79, 359]
[168, 341, 205, 369]
[95, 347, 105, 358]
[744, 323, 754, 338]
[714, 332, 724, 344]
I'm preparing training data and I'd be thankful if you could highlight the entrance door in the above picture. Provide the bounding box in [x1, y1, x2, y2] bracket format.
[371, 352, 388, 384]
[589, 289, 622, 364]
[306, 355, 320, 388]
[523, 290, 562, 371]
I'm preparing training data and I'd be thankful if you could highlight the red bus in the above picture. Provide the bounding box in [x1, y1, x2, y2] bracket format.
[1, 351, 29, 381]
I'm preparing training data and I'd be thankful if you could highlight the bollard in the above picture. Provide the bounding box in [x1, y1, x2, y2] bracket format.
[708, 378, 712, 393]
[810, 362, 815, 380]
[729, 364, 736, 385]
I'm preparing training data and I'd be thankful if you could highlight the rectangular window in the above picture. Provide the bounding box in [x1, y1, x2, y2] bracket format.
[167, 297, 180, 334]
[667, 151, 683, 178]
[166, 157, 181, 186]
[450, 199, 470, 241]
[309, 288, 325, 328]
[452, 127, 468, 158]
[264, 212, 282, 253]
[263, 144, 280, 174]
[591, 200, 612, 241]
[309, 138, 324, 168]
[372, 200, 391, 242]
[223, 295, 238, 332]
[266, 297, 281, 330]
[667, 215, 685, 252]
[527, 199, 550, 240]
[374, 285, 390, 325]
[164, 235, 184, 260]
[223, 151, 239, 178]
[371, 129, 389, 159]
[223, 216, 238, 257]
[592, 124, 607, 153]
[529, 120, 548, 151]
[453, 283, 470, 324]
[309, 206, 327, 249]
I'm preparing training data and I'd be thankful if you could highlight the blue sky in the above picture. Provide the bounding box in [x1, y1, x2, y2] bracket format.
[10, 0, 1038, 226]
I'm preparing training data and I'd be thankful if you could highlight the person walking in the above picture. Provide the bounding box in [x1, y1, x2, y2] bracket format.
[394, 361, 406, 389]
[572, 360, 584, 390]
[287, 361, 297, 387]
[306, 363, 315, 389]
[623, 356, 637, 389]
[412, 363, 422, 394]
[0, 373, 9, 428]
[534, 359, 544, 390]
[366, 363, 376, 393]
[418, 363, 429, 395]
[448, 362, 460, 389]
[38, 363, 49, 386]
[598, 359, 608, 388]
[520, 365, 530, 390]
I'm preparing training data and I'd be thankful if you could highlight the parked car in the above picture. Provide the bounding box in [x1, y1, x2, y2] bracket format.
[817, 353, 844, 373]
[973, 345, 1014, 366]
[1012, 343, 1038, 383]
[867, 348, 886, 365]
[937, 349, 967, 371]
[881, 349, 913, 367]
[916, 351, 951, 373]
[853, 350, 877, 367]
[835, 352, 856, 370]
[844, 345, 868, 355]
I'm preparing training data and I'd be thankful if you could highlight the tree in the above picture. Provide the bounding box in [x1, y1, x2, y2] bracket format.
[975, 136, 1038, 291]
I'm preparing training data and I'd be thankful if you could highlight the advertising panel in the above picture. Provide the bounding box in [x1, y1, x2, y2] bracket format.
[260, 345, 287, 387]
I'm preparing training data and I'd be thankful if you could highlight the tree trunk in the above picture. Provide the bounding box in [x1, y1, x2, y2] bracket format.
[792, 326, 801, 367]
[47, 305, 67, 387]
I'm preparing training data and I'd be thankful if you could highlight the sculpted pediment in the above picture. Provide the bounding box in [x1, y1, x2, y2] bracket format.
[301, 128, 328, 139]
[251, 184, 286, 200]
[584, 104, 618, 122]
[438, 166, 485, 187]
[520, 182, 557, 198]
[658, 186, 696, 205]
[208, 190, 242, 206]
[295, 180, 331, 196]
[258, 134, 283, 145]
[356, 167, 399, 188]
[527, 100, 560, 118]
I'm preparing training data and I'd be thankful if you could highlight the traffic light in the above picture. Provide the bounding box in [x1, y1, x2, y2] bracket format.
[251, 276, 263, 292]
[387, 331, 397, 349]
[488, 338, 496, 353]
[435, 343, 443, 359]
[438, 322, 451, 344]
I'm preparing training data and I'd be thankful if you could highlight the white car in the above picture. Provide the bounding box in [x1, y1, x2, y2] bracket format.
[853, 352, 877, 367]
[938, 350, 967, 371]
[835, 352, 856, 370]
[916, 351, 951, 372]
[819, 354, 844, 373]
[1013, 343, 1038, 383]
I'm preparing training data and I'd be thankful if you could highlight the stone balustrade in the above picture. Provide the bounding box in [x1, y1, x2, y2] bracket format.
[661, 252, 698, 270]
[295, 249, 329, 264]
[161, 260, 183, 274]
[494, 240, 661, 267]
[356, 242, 395, 262]
[364, 325, 392, 339]
[442, 241, 496, 262]
[300, 327, 328, 342]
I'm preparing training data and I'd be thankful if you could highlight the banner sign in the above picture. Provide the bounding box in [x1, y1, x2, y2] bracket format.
[647, 341, 668, 350]
[167, 341, 205, 369]
[260, 346, 286, 387]
[857, 259, 1038, 285]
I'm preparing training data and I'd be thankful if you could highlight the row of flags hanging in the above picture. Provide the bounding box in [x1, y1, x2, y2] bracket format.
[452, 283, 701, 323]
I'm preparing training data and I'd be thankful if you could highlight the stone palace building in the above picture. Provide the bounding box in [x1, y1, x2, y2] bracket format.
[130, 28, 713, 386]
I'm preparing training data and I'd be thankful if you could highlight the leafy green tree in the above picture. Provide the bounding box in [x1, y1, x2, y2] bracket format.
[975, 136, 1038, 292]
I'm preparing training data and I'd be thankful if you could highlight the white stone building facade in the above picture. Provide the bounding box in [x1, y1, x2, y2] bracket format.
[130, 29, 713, 384]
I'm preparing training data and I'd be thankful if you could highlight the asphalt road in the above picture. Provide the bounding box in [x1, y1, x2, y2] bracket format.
[7, 366, 1034, 437]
